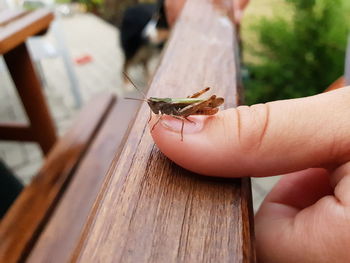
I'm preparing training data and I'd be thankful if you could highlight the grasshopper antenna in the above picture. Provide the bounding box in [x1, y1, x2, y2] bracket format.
[124, 97, 148, 102]
[123, 72, 147, 98]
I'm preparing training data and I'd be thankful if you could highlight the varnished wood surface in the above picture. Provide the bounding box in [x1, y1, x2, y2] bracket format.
[71, 0, 255, 262]
[27, 99, 142, 263]
[0, 123, 33, 141]
[0, 9, 53, 54]
[0, 93, 116, 263]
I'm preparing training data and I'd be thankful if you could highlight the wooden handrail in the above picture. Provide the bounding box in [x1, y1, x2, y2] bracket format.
[69, 0, 255, 262]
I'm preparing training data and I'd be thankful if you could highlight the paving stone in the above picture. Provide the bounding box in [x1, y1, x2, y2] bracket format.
[0, 148, 6, 161]
[15, 159, 43, 185]
[57, 118, 74, 135]
[23, 143, 43, 162]
[252, 176, 281, 212]
[253, 176, 281, 193]
[0, 142, 26, 168]
[252, 189, 265, 213]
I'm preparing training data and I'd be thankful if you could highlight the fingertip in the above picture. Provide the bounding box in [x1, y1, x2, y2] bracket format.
[149, 111, 243, 177]
[150, 115, 209, 174]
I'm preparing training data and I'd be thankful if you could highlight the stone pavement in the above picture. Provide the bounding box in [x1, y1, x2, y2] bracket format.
[0, 13, 279, 212]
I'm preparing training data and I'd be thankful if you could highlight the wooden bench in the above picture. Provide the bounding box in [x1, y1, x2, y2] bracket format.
[0, 9, 57, 155]
[0, 0, 256, 262]
[0, 93, 142, 262]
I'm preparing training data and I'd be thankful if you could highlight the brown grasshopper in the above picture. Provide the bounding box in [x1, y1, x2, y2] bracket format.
[124, 74, 224, 141]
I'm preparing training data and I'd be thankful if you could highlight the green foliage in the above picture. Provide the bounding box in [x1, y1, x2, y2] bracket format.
[245, 0, 350, 104]
[79, 0, 104, 12]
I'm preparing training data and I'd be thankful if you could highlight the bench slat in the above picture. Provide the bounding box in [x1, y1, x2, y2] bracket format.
[26, 99, 142, 262]
[0, 93, 116, 263]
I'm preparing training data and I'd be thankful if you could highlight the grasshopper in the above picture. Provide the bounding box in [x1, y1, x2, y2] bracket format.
[124, 73, 224, 141]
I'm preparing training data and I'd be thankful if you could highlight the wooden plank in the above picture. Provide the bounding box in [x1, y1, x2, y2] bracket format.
[0, 9, 53, 54]
[4, 42, 57, 154]
[241, 176, 256, 261]
[0, 123, 34, 141]
[27, 99, 142, 263]
[72, 0, 255, 262]
[0, 93, 116, 263]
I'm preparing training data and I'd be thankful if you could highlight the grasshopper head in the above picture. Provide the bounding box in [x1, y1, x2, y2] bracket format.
[147, 99, 160, 114]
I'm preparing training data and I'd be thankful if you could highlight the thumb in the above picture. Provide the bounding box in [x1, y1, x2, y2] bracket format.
[150, 87, 350, 177]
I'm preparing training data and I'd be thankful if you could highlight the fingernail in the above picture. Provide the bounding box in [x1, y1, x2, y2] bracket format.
[160, 116, 205, 134]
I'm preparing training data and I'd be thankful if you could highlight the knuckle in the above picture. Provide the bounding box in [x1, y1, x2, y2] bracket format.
[234, 103, 270, 153]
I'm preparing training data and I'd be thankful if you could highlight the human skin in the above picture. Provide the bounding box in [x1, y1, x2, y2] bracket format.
[164, 0, 186, 26]
[150, 87, 350, 263]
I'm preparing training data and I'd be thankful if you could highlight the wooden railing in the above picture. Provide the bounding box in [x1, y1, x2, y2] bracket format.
[70, 0, 255, 261]
[1, 0, 256, 262]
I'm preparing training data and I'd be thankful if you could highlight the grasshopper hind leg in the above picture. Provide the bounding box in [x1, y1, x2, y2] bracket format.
[153, 115, 193, 141]
[181, 119, 184, 141]
[187, 87, 210, 98]
[184, 116, 195, 123]
[170, 115, 193, 141]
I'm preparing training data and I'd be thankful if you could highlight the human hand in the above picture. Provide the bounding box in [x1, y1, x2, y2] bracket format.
[233, 0, 250, 25]
[164, 0, 186, 27]
[150, 87, 350, 263]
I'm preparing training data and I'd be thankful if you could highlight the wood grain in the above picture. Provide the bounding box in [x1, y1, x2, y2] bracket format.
[27, 99, 142, 263]
[0, 93, 116, 263]
[72, 0, 255, 262]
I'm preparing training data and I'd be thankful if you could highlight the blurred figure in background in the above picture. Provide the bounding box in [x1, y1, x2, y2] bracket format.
[119, 0, 249, 90]
[120, 0, 169, 88]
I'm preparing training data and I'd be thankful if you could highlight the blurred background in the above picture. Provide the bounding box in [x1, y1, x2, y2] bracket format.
[1, 0, 349, 211]
[242, 0, 350, 105]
